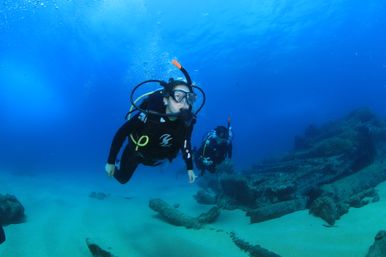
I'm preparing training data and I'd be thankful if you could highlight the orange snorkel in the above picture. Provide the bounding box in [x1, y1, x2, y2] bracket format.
[171, 59, 192, 86]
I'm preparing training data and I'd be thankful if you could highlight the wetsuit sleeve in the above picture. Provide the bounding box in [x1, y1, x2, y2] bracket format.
[107, 114, 144, 164]
[181, 125, 194, 170]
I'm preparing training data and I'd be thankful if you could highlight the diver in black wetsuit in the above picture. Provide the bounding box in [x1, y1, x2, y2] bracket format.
[194, 124, 233, 175]
[105, 60, 205, 184]
[0, 226, 5, 244]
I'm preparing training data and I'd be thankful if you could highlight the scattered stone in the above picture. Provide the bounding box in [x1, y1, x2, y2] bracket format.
[0, 194, 25, 225]
[149, 198, 221, 229]
[230, 232, 281, 257]
[89, 192, 109, 200]
[85, 238, 116, 257]
[149, 198, 202, 229]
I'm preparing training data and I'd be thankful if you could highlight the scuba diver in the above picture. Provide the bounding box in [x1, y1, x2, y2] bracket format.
[194, 117, 233, 175]
[0, 226, 5, 244]
[105, 60, 206, 184]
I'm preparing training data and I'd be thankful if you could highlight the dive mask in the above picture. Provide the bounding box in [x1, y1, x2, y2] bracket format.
[171, 89, 197, 106]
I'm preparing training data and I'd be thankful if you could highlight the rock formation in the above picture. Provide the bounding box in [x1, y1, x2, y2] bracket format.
[196, 108, 386, 225]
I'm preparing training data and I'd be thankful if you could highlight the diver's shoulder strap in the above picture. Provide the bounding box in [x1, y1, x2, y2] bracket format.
[200, 130, 216, 157]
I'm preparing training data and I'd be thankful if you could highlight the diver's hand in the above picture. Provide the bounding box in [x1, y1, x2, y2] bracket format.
[203, 157, 213, 166]
[105, 163, 115, 177]
[187, 170, 197, 184]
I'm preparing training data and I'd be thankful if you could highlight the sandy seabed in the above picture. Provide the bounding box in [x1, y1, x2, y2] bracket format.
[1, 168, 385, 257]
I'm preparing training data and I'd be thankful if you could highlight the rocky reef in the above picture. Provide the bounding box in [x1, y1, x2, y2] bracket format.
[195, 108, 386, 226]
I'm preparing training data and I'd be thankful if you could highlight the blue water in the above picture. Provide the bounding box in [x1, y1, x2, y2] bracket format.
[1, 1, 386, 257]
[1, 0, 386, 175]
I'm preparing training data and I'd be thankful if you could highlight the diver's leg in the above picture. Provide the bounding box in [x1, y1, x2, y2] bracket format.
[114, 147, 140, 184]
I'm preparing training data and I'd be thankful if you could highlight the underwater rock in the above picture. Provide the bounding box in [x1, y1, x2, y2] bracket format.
[309, 162, 386, 225]
[216, 161, 236, 174]
[196, 108, 386, 224]
[348, 188, 379, 208]
[366, 230, 386, 257]
[289, 108, 378, 166]
[86, 238, 116, 257]
[203, 156, 354, 211]
[194, 190, 217, 205]
[0, 226, 5, 244]
[229, 232, 281, 257]
[349, 126, 376, 172]
[247, 198, 307, 223]
[309, 196, 346, 226]
[0, 194, 25, 225]
[197, 206, 221, 224]
[149, 198, 201, 229]
[89, 192, 109, 200]
[219, 176, 257, 209]
[346, 107, 377, 123]
[148, 198, 221, 229]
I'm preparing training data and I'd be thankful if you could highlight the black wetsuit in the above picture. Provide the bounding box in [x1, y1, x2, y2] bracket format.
[107, 98, 194, 184]
[0, 226, 5, 244]
[194, 134, 232, 174]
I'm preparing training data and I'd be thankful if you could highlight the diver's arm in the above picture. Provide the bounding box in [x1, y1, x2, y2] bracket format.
[181, 139, 194, 170]
[106, 114, 144, 164]
[181, 125, 197, 183]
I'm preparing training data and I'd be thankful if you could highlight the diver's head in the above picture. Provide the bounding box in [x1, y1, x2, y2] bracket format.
[215, 126, 229, 142]
[128, 60, 204, 125]
[163, 79, 196, 118]
[163, 84, 192, 118]
[166, 78, 193, 93]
